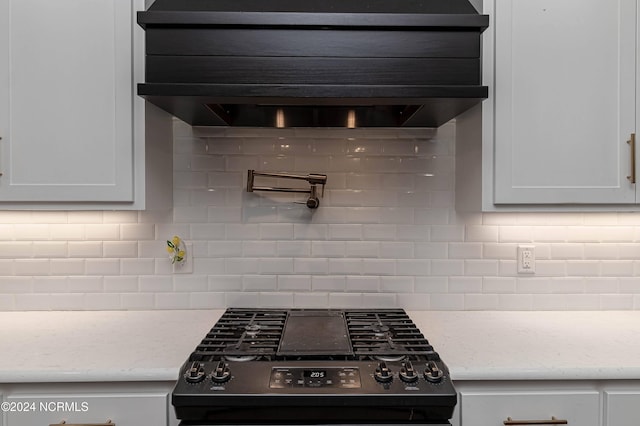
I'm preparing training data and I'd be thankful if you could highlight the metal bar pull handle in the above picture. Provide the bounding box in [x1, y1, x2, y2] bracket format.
[504, 416, 567, 425]
[50, 421, 115, 426]
[627, 133, 636, 183]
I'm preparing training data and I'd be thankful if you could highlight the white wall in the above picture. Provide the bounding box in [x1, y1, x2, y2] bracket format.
[0, 119, 639, 311]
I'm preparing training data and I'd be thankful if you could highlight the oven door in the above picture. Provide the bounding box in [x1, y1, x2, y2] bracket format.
[178, 424, 453, 426]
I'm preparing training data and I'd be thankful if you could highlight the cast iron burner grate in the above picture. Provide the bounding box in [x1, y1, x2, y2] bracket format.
[187, 308, 439, 363]
[189, 309, 287, 362]
[346, 309, 439, 362]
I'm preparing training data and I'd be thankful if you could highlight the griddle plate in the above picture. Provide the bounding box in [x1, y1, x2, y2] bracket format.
[278, 310, 353, 356]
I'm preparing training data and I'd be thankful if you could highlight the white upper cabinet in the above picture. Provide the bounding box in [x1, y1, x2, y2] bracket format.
[457, 0, 640, 210]
[492, 0, 637, 204]
[0, 0, 134, 203]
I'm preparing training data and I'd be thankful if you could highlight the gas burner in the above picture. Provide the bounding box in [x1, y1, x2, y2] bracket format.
[374, 354, 407, 362]
[224, 355, 258, 362]
[372, 324, 390, 337]
[245, 324, 262, 337]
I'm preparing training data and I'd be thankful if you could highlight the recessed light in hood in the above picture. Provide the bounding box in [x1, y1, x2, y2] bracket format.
[137, 0, 489, 128]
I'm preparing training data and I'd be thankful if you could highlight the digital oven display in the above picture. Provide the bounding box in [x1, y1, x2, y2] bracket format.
[303, 370, 326, 379]
[270, 367, 361, 389]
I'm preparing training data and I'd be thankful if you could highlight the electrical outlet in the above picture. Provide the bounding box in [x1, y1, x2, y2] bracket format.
[173, 242, 193, 274]
[517, 245, 535, 274]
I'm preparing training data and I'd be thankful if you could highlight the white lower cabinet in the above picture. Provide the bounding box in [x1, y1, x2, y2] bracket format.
[604, 390, 640, 426]
[4, 392, 167, 426]
[0, 383, 174, 426]
[456, 383, 600, 426]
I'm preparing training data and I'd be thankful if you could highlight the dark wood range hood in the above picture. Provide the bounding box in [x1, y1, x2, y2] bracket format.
[137, 0, 488, 128]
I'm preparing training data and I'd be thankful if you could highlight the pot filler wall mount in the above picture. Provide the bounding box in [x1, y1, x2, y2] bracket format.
[246, 170, 327, 209]
[137, 0, 489, 128]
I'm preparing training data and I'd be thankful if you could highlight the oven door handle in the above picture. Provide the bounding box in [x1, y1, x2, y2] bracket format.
[504, 416, 568, 425]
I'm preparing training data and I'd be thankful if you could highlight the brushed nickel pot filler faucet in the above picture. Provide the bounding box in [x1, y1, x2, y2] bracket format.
[246, 170, 327, 209]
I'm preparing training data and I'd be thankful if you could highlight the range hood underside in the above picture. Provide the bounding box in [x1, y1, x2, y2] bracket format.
[139, 87, 487, 127]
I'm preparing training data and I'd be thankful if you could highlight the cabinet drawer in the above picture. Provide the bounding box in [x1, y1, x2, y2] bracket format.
[604, 391, 640, 426]
[460, 390, 600, 426]
[4, 393, 167, 426]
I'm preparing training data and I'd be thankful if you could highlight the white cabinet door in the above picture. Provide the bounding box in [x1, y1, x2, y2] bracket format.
[0, 0, 134, 202]
[460, 390, 600, 426]
[604, 391, 640, 426]
[5, 393, 167, 426]
[491, 0, 637, 204]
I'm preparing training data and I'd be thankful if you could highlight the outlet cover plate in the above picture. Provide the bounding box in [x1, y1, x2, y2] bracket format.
[517, 245, 535, 274]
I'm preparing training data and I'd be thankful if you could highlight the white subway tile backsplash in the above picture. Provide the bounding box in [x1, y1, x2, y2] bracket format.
[14, 260, 50, 276]
[380, 276, 413, 293]
[431, 226, 465, 242]
[85, 224, 119, 241]
[0, 242, 33, 258]
[497, 294, 533, 310]
[104, 276, 139, 293]
[4, 123, 640, 311]
[50, 259, 85, 276]
[430, 293, 464, 310]
[121, 292, 155, 310]
[327, 292, 362, 308]
[13, 224, 51, 240]
[361, 259, 395, 276]
[189, 292, 226, 309]
[83, 293, 122, 310]
[225, 292, 260, 307]
[261, 292, 294, 307]
[431, 260, 464, 276]
[566, 260, 600, 277]
[103, 242, 137, 258]
[362, 224, 396, 241]
[121, 259, 156, 276]
[396, 293, 430, 310]
[395, 260, 430, 276]
[328, 259, 362, 275]
[464, 294, 499, 310]
[242, 275, 278, 291]
[103, 211, 138, 224]
[68, 277, 104, 293]
[601, 294, 634, 310]
[499, 226, 534, 243]
[312, 241, 346, 258]
[346, 276, 379, 292]
[619, 278, 640, 293]
[449, 277, 482, 293]
[68, 242, 102, 258]
[275, 275, 310, 290]
[464, 260, 499, 276]
[601, 261, 635, 277]
[260, 258, 295, 274]
[155, 292, 191, 309]
[293, 292, 330, 308]
[312, 276, 346, 292]
[209, 276, 243, 291]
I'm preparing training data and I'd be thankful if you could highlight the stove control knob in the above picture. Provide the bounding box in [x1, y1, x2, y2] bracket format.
[399, 361, 418, 383]
[374, 361, 393, 383]
[185, 361, 206, 384]
[424, 361, 444, 383]
[211, 360, 231, 383]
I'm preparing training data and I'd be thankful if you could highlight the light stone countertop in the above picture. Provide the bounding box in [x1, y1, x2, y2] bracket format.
[0, 310, 639, 383]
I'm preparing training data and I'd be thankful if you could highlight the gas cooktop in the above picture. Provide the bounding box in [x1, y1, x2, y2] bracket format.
[173, 308, 456, 425]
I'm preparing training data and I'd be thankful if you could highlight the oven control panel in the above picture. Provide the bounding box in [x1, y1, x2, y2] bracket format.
[269, 367, 361, 389]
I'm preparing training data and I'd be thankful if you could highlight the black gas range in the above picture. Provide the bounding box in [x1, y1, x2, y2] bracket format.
[173, 308, 456, 426]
